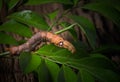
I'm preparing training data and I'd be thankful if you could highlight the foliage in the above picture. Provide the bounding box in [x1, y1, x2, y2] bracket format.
[82, 2, 120, 28]
[0, 0, 120, 82]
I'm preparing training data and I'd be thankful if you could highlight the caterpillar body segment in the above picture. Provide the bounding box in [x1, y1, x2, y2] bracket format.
[8, 31, 76, 54]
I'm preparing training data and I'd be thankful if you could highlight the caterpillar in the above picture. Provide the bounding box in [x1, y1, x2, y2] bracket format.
[7, 31, 76, 54]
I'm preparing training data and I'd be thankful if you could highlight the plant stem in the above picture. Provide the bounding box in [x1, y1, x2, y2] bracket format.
[0, 51, 10, 57]
[55, 23, 77, 34]
[48, 9, 71, 31]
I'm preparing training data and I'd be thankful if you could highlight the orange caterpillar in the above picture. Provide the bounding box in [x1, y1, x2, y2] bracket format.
[8, 31, 76, 54]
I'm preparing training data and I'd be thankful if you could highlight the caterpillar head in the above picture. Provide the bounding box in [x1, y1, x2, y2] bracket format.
[46, 32, 76, 53]
[52, 36, 76, 53]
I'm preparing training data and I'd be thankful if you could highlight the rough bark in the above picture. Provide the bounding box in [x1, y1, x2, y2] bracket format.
[0, 57, 37, 82]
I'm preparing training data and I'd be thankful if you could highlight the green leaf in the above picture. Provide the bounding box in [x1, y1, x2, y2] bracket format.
[82, 55, 115, 69]
[57, 67, 65, 82]
[47, 10, 58, 21]
[63, 65, 77, 82]
[8, 0, 28, 10]
[92, 45, 120, 53]
[36, 45, 115, 69]
[71, 56, 120, 82]
[36, 44, 61, 55]
[78, 69, 95, 82]
[57, 65, 77, 82]
[0, 20, 32, 37]
[8, 0, 19, 10]
[59, 22, 78, 40]
[86, 68, 120, 82]
[8, 10, 49, 30]
[26, 0, 73, 5]
[36, 44, 71, 56]
[37, 42, 88, 58]
[37, 45, 115, 69]
[36, 44, 80, 66]
[82, 3, 120, 28]
[92, 0, 120, 11]
[68, 55, 116, 70]
[0, 32, 18, 45]
[45, 60, 60, 82]
[72, 0, 79, 6]
[70, 15, 97, 49]
[19, 52, 41, 74]
[19, 52, 31, 73]
[36, 45, 120, 82]
[37, 60, 52, 82]
[37, 44, 116, 70]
